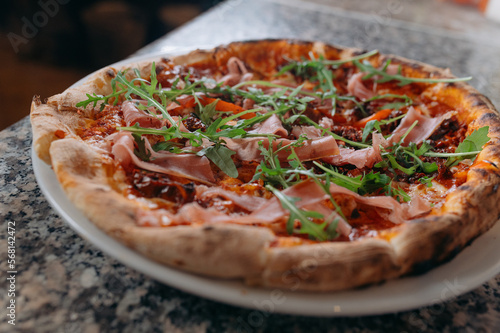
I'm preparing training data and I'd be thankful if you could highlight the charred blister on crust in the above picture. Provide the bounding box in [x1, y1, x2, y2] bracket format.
[478, 112, 500, 126]
[352, 49, 370, 57]
[173, 259, 185, 266]
[469, 95, 489, 108]
[33, 95, 42, 106]
[443, 81, 457, 88]
[105, 69, 116, 79]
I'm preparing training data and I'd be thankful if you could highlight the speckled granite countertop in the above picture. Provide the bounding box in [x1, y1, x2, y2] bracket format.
[1, 0, 500, 332]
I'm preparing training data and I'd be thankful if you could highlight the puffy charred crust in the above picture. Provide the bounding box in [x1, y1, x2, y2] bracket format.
[30, 39, 500, 291]
[352, 49, 370, 57]
[398, 174, 500, 271]
[123, 224, 275, 278]
[31, 97, 85, 164]
[49, 138, 138, 233]
[104, 69, 116, 80]
[252, 239, 400, 291]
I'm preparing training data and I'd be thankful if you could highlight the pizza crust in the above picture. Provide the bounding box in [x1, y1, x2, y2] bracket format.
[31, 39, 500, 291]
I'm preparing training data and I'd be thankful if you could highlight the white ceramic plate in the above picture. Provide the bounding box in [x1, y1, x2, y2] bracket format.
[32, 50, 500, 316]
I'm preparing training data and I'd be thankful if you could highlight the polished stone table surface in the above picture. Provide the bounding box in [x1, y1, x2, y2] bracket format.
[1, 0, 500, 332]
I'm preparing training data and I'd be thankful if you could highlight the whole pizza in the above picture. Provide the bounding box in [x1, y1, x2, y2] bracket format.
[31, 40, 500, 291]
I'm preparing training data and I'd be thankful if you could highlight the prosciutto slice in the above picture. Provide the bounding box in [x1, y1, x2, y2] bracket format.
[291, 126, 323, 139]
[225, 135, 340, 162]
[122, 101, 163, 128]
[111, 132, 215, 184]
[219, 57, 253, 86]
[326, 182, 431, 224]
[388, 107, 454, 145]
[347, 72, 376, 100]
[248, 114, 288, 138]
[323, 107, 453, 168]
[322, 133, 388, 169]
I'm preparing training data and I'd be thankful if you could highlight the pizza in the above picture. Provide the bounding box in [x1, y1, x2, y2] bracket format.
[30, 39, 500, 291]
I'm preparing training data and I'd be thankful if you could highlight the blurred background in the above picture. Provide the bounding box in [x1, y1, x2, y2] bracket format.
[0, 0, 223, 131]
[0, 0, 496, 131]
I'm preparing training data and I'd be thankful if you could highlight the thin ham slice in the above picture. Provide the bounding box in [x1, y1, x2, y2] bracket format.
[224, 135, 340, 162]
[248, 114, 288, 138]
[319, 117, 334, 130]
[122, 100, 163, 128]
[388, 107, 455, 145]
[219, 57, 253, 86]
[323, 107, 453, 168]
[322, 133, 388, 169]
[112, 132, 215, 184]
[167, 116, 190, 133]
[347, 72, 376, 100]
[405, 195, 432, 218]
[327, 182, 431, 224]
[243, 98, 256, 110]
[291, 126, 323, 139]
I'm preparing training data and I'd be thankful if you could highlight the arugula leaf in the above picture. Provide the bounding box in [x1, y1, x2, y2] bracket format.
[252, 138, 303, 188]
[198, 143, 238, 178]
[358, 172, 392, 195]
[377, 150, 419, 175]
[152, 141, 184, 153]
[278, 50, 379, 76]
[119, 123, 177, 141]
[419, 175, 435, 187]
[313, 161, 393, 196]
[323, 218, 340, 240]
[361, 114, 405, 143]
[146, 62, 160, 96]
[132, 133, 151, 162]
[446, 126, 490, 167]
[364, 93, 413, 109]
[314, 163, 363, 193]
[388, 183, 412, 202]
[380, 101, 407, 110]
[76, 93, 106, 109]
[353, 59, 472, 86]
[276, 55, 338, 112]
[195, 96, 219, 126]
[362, 120, 380, 143]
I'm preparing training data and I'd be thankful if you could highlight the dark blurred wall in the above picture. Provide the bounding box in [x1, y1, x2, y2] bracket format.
[3, 0, 222, 69]
[0, 0, 223, 130]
